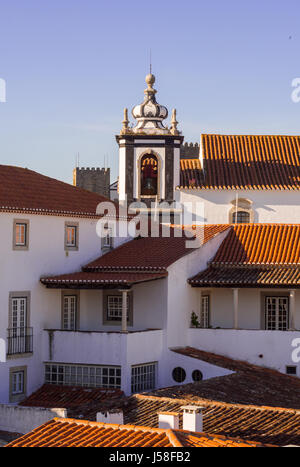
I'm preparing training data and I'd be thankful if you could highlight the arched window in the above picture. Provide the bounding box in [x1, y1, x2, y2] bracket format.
[140, 154, 158, 196]
[229, 198, 253, 223]
[232, 210, 250, 224]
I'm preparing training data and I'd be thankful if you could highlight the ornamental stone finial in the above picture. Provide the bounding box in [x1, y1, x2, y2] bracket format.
[120, 108, 130, 135]
[170, 108, 180, 135]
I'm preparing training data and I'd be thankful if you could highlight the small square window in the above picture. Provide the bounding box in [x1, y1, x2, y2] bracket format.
[65, 223, 79, 250]
[286, 366, 297, 375]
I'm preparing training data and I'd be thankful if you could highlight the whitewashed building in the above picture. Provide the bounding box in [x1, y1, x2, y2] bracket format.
[0, 72, 299, 402]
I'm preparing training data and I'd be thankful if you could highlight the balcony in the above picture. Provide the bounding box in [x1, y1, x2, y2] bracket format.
[42, 328, 164, 368]
[7, 327, 33, 355]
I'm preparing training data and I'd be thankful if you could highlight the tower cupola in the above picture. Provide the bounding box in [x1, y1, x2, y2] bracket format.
[131, 74, 170, 135]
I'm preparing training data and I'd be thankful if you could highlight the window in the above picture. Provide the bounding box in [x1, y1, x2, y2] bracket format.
[229, 198, 253, 224]
[140, 154, 158, 196]
[102, 227, 113, 250]
[200, 295, 210, 328]
[131, 363, 157, 393]
[8, 292, 32, 355]
[45, 363, 121, 388]
[107, 295, 129, 321]
[172, 367, 186, 383]
[265, 296, 289, 331]
[65, 222, 79, 250]
[9, 366, 27, 402]
[286, 366, 297, 376]
[232, 210, 250, 224]
[63, 295, 78, 330]
[12, 371, 24, 394]
[103, 291, 133, 326]
[192, 370, 203, 382]
[13, 219, 29, 250]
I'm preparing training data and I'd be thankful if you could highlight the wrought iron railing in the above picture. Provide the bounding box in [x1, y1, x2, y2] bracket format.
[7, 327, 33, 355]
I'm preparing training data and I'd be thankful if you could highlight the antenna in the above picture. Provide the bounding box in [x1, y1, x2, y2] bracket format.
[150, 49, 152, 74]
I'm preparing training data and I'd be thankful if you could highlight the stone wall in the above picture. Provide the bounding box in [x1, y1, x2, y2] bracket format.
[0, 405, 67, 434]
[180, 142, 200, 159]
[73, 167, 110, 198]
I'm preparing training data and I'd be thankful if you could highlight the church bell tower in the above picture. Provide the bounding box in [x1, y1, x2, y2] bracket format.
[116, 73, 184, 206]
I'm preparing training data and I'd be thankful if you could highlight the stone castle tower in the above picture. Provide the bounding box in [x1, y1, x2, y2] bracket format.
[73, 167, 110, 198]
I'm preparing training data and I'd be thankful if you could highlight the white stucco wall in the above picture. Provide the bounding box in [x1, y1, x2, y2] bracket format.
[0, 212, 129, 403]
[188, 328, 300, 375]
[0, 405, 66, 434]
[178, 189, 300, 224]
[166, 228, 230, 348]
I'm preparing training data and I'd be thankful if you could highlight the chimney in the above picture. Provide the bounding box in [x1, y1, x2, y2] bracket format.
[181, 406, 204, 433]
[96, 410, 124, 425]
[158, 411, 180, 430]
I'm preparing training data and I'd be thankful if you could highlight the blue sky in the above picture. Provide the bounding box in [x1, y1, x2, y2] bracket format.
[0, 0, 300, 183]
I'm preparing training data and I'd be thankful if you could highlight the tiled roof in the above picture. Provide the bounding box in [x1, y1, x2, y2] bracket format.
[152, 348, 300, 410]
[41, 225, 230, 288]
[124, 394, 299, 447]
[41, 270, 168, 288]
[189, 224, 300, 287]
[0, 165, 115, 218]
[121, 348, 300, 446]
[212, 224, 300, 265]
[84, 225, 230, 271]
[19, 384, 124, 418]
[189, 264, 300, 287]
[5, 418, 266, 447]
[179, 134, 300, 190]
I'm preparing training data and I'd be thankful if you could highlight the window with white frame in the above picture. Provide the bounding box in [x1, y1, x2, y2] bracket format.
[63, 295, 77, 330]
[131, 363, 157, 393]
[200, 295, 210, 328]
[11, 297, 27, 331]
[45, 363, 121, 388]
[265, 296, 289, 330]
[107, 295, 129, 321]
[9, 366, 27, 402]
[12, 370, 24, 395]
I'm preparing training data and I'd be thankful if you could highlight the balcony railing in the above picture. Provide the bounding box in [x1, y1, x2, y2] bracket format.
[7, 327, 33, 355]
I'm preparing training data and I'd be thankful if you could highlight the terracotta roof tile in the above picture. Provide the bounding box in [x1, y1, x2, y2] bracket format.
[0, 165, 115, 218]
[179, 134, 300, 190]
[19, 384, 124, 418]
[41, 270, 168, 288]
[189, 224, 300, 287]
[155, 348, 300, 409]
[41, 225, 230, 287]
[5, 418, 266, 447]
[83, 225, 230, 271]
[212, 224, 300, 265]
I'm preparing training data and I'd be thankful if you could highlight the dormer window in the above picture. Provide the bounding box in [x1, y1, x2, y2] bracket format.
[140, 154, 158, 197]
[232, 210, 250, 224]
[229, 198, 253, 224]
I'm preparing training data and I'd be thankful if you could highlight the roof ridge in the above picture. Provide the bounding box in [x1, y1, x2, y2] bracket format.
[53, 417, 177, 436]
[133, 394, 300, 415]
